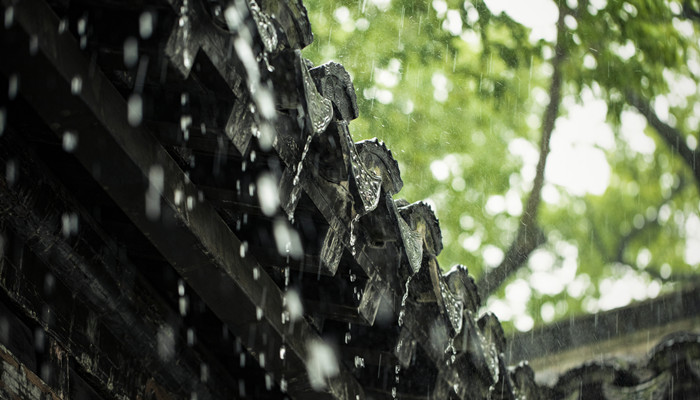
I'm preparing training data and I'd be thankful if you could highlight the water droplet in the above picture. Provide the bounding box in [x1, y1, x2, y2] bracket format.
[8, 74, 19, 100]
[139, 11, 153, 39]
[62, 131, 78, 152]
[174, 189, 183, 206]
[259, 352, 265, 367]
[71, 76, 83, 95]
[77, 15, 87, 35]
[0, 107, 6, 136]
[256, 306, 263, 320]
[128, 94, 143, 126]
[187, 328, 195, 346]
[280, 377, 288, 392]
[253, 267, 260, 280]
[4, 6, 14, 28]
[391, 386, 397, 398]
[344, 332, 351, 344]
[240, 241, 248, 258]
[279, 345, 286, 360]
[179, 296, 188, 316]
[58, 19, 67, 34]
[123, 37, 138, 68]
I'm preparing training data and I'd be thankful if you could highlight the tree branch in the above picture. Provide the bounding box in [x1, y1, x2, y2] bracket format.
[477, 8, 568, 300]
[625, 91, 700, 188]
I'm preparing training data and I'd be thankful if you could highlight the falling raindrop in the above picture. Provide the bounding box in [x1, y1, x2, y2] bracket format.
[5, 159, 17, 186]
[123, 37, 139, 68]
[187, 328, 195, 346]
[279, 344, 286, 360]
[0, 107, 5, 136]
[157, 325, 175, 361]
[146, 165, 164, 220]
[139, 11, 153, 39]
[174, 189, 184, 206]
[61, 212, 79, 237]
[8, 74, 19, 100]
[179, 296, 188, 316]
[200, 363, 209, 383]
[280, 377, 288, 392]
[4, 6, 13, 28]
[306, 339, 340, 391]
[71, 76, 83, 95]
[240, 241, 248, 258]
[256, 306, 263, 320]
[253, 267, 260, 281]
[128, 94, 143, 126]
[265, 373, 273, 390]
[58, 19, 67, 34]
[62, 131, 78, 152]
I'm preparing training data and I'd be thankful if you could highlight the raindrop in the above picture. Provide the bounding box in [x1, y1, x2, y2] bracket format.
[306, 339, 340, 391]
[34, 328, 46, 352]
[239, 353, 246, 367]
[180, 115, 192, 140]
[146, 165, 164, 220]
[187, 328, 195, 346]
[253, 267, 260, 280]
[256, 306, 263, 320]
[250, 150, 256, 162]
[8, 74, 18, 100]
[240, 241, 248, 258]
[280, 377, 288, 392]
[139, 11, 153, 39]
[28, 35, 38, 55]
[200, 363, 209, 383]
[181, 92, 189, 106]
[186, 195, 194, 211]
[127, 94, 143, 126]
[0, 107, 5, 136]
[257, 173, 280, 216]
[344, 331, 351, 344]
[62, 131, 78, 152]
[77, 15, 87, 35]
[5, 159, 17, 186]
[265, 373, 273, 390]
[238, 379, 246, 397]
[4, 6, 13, 28]
[58, 19, 67, 34]
[174, 188, 183, 206]
[354, 356, 365, 368]
[123, 37, 139, 68]
[44, 273, 55, 295]
[279, 344, 286, 360]
[157, 325, 175, 361]
[0, 316, 8, 344]
[179, 296, 188, 316]
[349, 273, 356, 282]
[248, 182, 255, 197]
[71, 76, 83, 95]
[259, 352, 266, 368]
[61, 212, 79, 237]
[284, 289, 304, 322]
[391, 386, 397, 398]
[183, 49, 192, 69]
[178, 279, 185, 295]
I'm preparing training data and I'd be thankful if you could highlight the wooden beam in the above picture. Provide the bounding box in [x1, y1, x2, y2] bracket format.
[0, 0, 364, 398]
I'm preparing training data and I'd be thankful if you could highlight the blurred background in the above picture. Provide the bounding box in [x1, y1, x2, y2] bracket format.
[302, 0, 700, 333]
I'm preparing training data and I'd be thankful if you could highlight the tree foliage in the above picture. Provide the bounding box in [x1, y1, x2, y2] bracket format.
[302, 0, 700, 331]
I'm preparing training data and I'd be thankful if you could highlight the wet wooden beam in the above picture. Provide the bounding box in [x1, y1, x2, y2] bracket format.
[0, 1, 364, 398]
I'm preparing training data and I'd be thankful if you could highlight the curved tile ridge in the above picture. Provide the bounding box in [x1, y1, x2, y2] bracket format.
[550, 332, 700, 400]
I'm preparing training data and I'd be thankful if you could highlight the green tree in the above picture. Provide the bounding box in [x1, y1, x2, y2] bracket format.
[303, 0, 700, 331]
